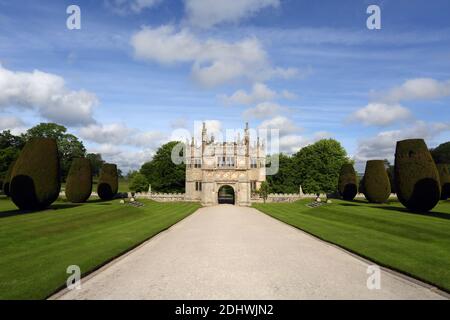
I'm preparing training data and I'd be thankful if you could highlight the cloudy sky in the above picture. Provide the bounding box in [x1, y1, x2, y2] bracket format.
[0, 0, 449, 172]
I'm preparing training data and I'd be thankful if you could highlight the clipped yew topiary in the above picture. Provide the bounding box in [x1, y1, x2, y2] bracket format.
[363, 160, 391, 203]
[338, 163, 358, 200]
[387, 168, 396, 194]
[394, 139, 441, 212]
[10, 138, 61, 210]
[436, 164, 450, 200]
[3, 159, 17, 197]
[97, 163, 118, 200]
[65, 158, 92, 203]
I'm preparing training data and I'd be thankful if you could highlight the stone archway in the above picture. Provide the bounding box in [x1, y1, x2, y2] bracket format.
[218, 185, 235, 205]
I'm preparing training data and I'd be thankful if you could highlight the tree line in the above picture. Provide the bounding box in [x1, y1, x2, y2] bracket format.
[129, 138, 450, 195]
[0, 123, 111, 185]
[129, 139, 353, 194]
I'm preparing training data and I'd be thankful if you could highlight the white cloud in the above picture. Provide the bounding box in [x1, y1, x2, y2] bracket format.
[242, 102, 286, 119]
[0, 116, 25, 131]
[278, 135, 308, 154]
[184, 0, 280, 29]
[221, 83, 276, 105]
[378, 78, 450, 103]
[79, 123, 165, 148]
[0, 64, 98, 126]
[258, 116, 301, 136]
[105, 0, 163, 14]
[279, 131, 332, 154]
[220, 82, 296, 105]
[87, 144, 154, 173]
[170, 117, 188, 129]
[354, 121, 450, 167]
[80, 122, 167, 173]
[130, 25, 297, 87]
[281, 90, 298, 100]
[350, 103, 411, 126]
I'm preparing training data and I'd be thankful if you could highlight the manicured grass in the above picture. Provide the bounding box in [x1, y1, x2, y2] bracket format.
[0, 196, 200, 299]
[254, 199, 450, 292]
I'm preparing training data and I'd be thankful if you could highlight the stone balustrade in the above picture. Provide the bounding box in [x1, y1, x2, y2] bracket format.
[131, 192, 186, 202]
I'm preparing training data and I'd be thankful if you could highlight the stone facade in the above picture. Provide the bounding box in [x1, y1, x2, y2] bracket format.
[185, 123, 266, 206]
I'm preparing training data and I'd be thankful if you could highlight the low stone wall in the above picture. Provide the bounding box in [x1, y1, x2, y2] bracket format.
[251, 193, 326, 203]
[131, 192, 186, 202]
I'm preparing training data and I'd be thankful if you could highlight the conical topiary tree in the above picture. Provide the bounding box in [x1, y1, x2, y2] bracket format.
[394, 139, 441, 212]
[3, 159, 17, 197]
[363, 160, 391, 203]
[65, 158, 92, 203]
[338, 163, 358, 200]
[97, 163, 118, 200]
[387, 167, 396, 194]
[10, 138, 61, 210]
[436, 164, 450, 200]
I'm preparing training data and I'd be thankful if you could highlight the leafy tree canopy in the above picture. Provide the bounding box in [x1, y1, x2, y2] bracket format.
[0, 130, 25, 178]
[86, 153, 105, 177]
[293, 139, 351, 194]
[431, 142, 450, 164]
[129, 173, 149, 193]
[266, 153, 298, 193]
[258, 181, 270, 203]
[140, 141, 185, 193]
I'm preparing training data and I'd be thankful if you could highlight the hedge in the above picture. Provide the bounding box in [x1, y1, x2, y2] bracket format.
[10, 138, 61, 210]
[394, 139, 440, 212]
[65, 158, 92, 203]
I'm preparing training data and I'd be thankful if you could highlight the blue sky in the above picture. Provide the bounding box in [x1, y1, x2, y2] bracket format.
[0, 0, 450, 172]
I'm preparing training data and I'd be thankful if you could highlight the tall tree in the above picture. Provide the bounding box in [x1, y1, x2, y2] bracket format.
[140, 141, 185, 193]
[259, 181, 270, 203]
[86, 153, 105, 177]
[24, 123, 86, 180]
[0, 130, 25, 178]
[266, 153, 298, 193]
[430, 142, 450, 164]
[293, 139, 351, 194]
[129, 173, 149, 193]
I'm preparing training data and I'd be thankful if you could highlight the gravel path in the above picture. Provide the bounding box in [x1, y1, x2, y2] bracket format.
[54, 205, 447, 300]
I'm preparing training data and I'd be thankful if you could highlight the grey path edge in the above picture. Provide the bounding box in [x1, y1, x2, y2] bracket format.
[53, 205, 448, 300]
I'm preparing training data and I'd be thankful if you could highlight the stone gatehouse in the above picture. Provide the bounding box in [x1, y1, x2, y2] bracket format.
[185, 123, 266, 206]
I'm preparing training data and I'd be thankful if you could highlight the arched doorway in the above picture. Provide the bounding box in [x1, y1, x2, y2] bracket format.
[218, 185, 235, 205]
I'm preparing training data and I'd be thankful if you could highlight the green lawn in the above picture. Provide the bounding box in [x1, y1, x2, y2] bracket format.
[0, 196, 200, 299]
[254, 199, 450, 292]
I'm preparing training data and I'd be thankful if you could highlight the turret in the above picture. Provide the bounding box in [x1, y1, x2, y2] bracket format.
[202, 122, 207, 153]
[244, 122, 250, 157]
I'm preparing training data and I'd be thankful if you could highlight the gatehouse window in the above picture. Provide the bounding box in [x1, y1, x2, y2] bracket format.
[251, 181, 257, 192]
[217, 156, 235, 168]
[250, 158, 258, 168]
[193, 158, 202, 168]
[195, 181, 202, 191]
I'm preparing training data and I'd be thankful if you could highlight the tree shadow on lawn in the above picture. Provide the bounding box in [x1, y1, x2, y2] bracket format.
[338, 200, 450, 221]
[0, 203, 82, 219]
